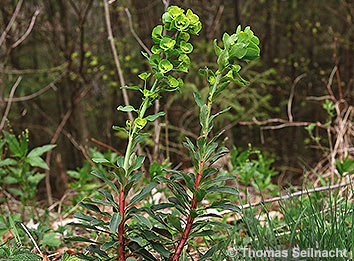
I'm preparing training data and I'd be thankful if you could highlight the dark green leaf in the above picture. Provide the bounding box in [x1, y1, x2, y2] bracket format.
[3, 131, 22, 157]
[128, 182, 158, 207]
[91, 170, 119, 195]
[109, 213, 122, 233]
[133, 214, 152, 229]
[150, 241, 170, 258]
[207, 186, 238, 195]
[86, 244, 109, 258]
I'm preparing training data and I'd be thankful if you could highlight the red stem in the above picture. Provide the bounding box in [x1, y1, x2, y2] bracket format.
[118, 187, 126, 261]
[172, 168, 203, 261]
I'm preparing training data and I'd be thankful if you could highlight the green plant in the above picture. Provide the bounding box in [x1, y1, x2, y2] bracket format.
[73, 5, 201, 260]
[0, 239, 41, 261]
[0, 130, 56, 219]
[160, 24, 260, 261]
[73, 5, 260, 260]
[66, 148, 120, 206]
[233, 185, 354, 261]
[229, 145, 279, 195]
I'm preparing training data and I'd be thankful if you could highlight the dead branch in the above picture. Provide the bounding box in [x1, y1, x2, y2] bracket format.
[11, 9, 40, 49]
[0, 76, 22, 130]
[44, 85, 93, 204]
[2, 63, 68, 74]
[0, 0, 23, 47]
[124, 8, 151, 56]
[4, 72, 65, 102]
[288, 73, 306, 122]
[238, 118, 330, 131]
[88, 137, 122, 156]
[240, 179, 353, 210]
[103, 0, 133, 122]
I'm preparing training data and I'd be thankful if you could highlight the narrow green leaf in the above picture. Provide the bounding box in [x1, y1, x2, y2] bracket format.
[209, 107, 231, 123]
[91, 170, 119, 195]
[145, 112, 165, 122]
[200, 104, 209, 132]
[200, 244, 217, 260]
[166, 214, 183, 232]
[150, 241, 170, 258]
[207, 185, 238, 195]
[193, 91, 204, 108]
[109, 213, 122, 233]
[117, 105, 136, 112]
[128, 182, 158, 207]
[120, 86, 141, 91]
[133, 214, 152, 229]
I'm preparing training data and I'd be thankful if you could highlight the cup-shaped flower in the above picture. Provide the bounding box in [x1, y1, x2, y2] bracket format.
[158, 59, 173, 74]
[138, 72, 151, 81]
[152, 25, 163, 39]
[174, 14, 190, 31]
[160, 36, 176, 51]
[167, 75, 179, 88]
[208, 75, 215, 85]
[188, 21, 202, 35]
[134, 117, 147, 129]
[126, 120, 132, 128]
[178, 54, 191, 65]
[149, 54, 162, 66]
[162, 12, 172, 30]
[180, 41, 193, 54]
[168, 6, 184, 19]
[186, 9, 199, 24]
[151, 45, 162, 54]
[179, 32, 190, 42]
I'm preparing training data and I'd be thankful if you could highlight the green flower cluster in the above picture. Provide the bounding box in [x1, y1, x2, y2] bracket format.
[215, 25, 260, 70]
[143, 6, 201, 91]
[162, 6, 202, 34]
[200, 25, 261, 101]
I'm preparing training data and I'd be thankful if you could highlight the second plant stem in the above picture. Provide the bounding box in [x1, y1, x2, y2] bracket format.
[172, 73, 221, 261]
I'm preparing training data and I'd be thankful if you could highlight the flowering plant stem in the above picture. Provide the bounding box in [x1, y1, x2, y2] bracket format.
[117, 79, 158, 260]
[172, 73, 222, 261]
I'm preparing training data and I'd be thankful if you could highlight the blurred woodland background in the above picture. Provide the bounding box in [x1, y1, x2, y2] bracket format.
[1, 0, 353, 200]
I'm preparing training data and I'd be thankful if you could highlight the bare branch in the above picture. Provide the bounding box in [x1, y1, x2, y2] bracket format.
[4, 72, 65, 102]
[0, 77, 22, 130]
[103, 0, 133, 122]
[124, 8, 151, 56]
[288, 73, 306, 122]
[237, 118, 330, 131]
[326, 65, 337, 102]
[0, 0, 23, 47]
[2, 63, 68, 74]
[11, 9, 40, 49]
[88, 137, 123, 156]
[45, 85, 93, 204]
[240, 180, 352, 210]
